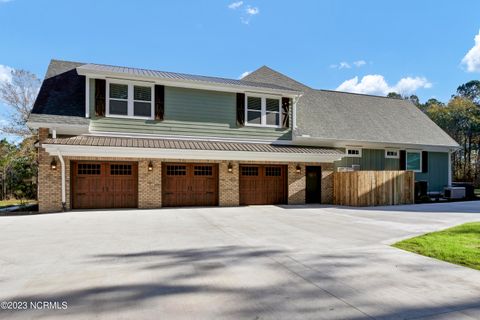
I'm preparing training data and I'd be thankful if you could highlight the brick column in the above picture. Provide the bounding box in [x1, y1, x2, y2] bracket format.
[321, 163, 334, 204]
[219, 161, 239, 206]
[138, 160, 162, 209]
[288, 163, 305, 204]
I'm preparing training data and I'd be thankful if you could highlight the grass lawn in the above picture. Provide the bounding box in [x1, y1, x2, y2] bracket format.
[393, 222, 480, 271]
[0, 199, 37, 208]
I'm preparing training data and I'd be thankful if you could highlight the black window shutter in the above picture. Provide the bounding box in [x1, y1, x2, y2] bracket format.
[399, 150, 406, 170]
[155, 85, 165, 121]
[94, 79, 106, 117]
[236, 93, 245, 127]
[281, 97, 290, 128]
[422, 151, 429, 173]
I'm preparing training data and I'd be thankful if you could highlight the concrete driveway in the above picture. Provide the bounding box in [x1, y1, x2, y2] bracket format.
[1, 202, 480, 320]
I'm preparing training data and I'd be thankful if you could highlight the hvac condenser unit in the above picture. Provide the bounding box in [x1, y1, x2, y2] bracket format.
[444, 187, 466, 199]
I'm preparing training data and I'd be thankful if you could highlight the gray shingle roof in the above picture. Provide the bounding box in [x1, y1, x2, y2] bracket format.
[244, 68, 459, 148]
[77, 63, 300, 93]
[28, 114, 89, 126]
[43, 136, 344, 155]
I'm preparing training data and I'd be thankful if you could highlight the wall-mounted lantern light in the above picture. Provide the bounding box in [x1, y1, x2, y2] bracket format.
[148, 161, 153, 171]
[50, 159, 57, 170]
[227, 162, 233, 173]
[295, 164, 301, 173]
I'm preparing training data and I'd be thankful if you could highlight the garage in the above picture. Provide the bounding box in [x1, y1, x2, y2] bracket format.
[239, 165, 287, 205]
[162, 163, 218, 207]
[71, 161, 138, 209]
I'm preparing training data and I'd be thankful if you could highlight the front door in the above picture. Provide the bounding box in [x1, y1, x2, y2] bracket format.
[306, 166, 322, 204]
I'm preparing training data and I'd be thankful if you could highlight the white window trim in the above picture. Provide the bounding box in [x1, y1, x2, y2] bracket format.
[406, 150, 422, 173]
[106, 79, 155, 120]
[345, 148, 362, 158]
[385, 149, 400, 159]
[244, 94, 282, 128]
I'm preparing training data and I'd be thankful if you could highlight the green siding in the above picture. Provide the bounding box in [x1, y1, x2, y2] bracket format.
[335, 149, 448, 192]
[334, 149, 400, 170]
[89, 85, 291, 141]
[415, 152, 449, 192]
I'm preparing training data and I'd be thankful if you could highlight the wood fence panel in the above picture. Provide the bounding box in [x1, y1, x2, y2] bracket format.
[333, 171, 414, 206]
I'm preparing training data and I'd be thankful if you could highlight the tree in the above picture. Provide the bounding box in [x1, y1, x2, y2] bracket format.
[0, 69, 41, 137]
[456, 80, 480, 105]
[387, 92, 402, 99]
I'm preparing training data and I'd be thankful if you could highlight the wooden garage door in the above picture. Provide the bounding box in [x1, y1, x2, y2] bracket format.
[72, 162, 138, 209]
[239, 165, 287, 205]
[162, 163, 218, 207]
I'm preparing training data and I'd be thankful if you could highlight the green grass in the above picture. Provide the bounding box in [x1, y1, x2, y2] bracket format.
[475, 189, 480, 196]
[0, 199, 37, 208]
[393, 222, 480, 271]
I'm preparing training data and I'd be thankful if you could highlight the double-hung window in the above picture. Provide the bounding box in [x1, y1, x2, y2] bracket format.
[406, 151, 422, 172]
[106, 79, 154, 119]
[245, 95, 281, 127]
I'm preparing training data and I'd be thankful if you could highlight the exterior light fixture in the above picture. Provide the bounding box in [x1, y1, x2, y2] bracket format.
[227, 162, 233, 173]
[148, 161, 153, 171]
[50, 159, 57, 170]
[295, 164, 301, 173]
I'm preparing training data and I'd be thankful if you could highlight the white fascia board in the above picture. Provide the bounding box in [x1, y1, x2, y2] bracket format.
[293, 136, 460, 153]
[77, 69, 301, 98]
[42, 144, 343, 163]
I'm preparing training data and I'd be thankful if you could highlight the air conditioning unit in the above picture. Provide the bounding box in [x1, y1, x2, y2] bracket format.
[444, 187, 466, 200]
[352, 164, 361, 171]
[337, 167, 354, 172]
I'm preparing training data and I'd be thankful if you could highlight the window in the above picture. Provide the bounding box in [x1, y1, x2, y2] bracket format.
[78, 164, 101, 175]
[345, 148, 362, 157]
[385, 149, 399, 159]
[406, 151, 422, 172]
[166, 165, 186, 176]
[194, 166, 213, 176]
[265, 167, 282, 176]
[245, 95, 281, 127]
[241, 166, 259, 176]
[110, 164, 132, 175]
[107, 80, 154, 119]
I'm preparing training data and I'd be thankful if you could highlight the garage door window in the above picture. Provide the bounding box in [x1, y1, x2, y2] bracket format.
[241, 167, 259, 176]
[194, 166, 213, 176]
[166, 165, 187, 175]
[77, 163, 101, 175]
[265, 167, 281, 176]
[110, 164, 132, 175]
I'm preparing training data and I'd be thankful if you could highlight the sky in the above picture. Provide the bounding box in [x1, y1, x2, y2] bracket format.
[0, 0, 480, 140]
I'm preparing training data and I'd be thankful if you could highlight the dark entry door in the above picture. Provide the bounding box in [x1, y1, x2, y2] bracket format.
[162, 163, 218, 207]
[72, 161, 138, 209]
[239, 165, 287, 205]
[306, 166, 322, 204]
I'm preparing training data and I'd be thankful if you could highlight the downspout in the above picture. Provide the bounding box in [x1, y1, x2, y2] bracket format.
[56, 148, 66, 211]
[448, 149, 453, 187]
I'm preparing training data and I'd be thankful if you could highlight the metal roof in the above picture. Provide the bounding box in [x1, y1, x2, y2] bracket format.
[43, 135, 344, 155]
[77, 63, 301, 93]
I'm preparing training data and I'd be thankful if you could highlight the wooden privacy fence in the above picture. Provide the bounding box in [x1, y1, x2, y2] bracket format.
[333, 171, 415, 206]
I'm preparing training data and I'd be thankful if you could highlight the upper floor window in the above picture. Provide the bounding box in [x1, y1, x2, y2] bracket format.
[385, 149, 399, 159]
[345, 148, 362, 157]
[245, 94, 281, 127]
[106, 80, 154, 119]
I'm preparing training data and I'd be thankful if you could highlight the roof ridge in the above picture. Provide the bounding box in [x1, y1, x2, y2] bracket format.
[317, 88, 412, 101]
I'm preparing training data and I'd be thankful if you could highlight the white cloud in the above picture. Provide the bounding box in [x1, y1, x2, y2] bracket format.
[461, 30, 480, 72]
[239, 71, 251, 79]
[228, 1, 243, 9]
[246, 6, 259, 15]
[0, 64, 14, 83]
[338, 62, 351, 69]
[336, 74, 432, 96]
[353, 60, 366, 67]
[0, 0, 13, 3]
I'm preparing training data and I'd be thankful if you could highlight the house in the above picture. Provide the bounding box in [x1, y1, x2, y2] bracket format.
[27, 60, 459, 212]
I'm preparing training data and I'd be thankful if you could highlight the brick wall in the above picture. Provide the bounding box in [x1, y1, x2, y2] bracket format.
[219, 161, 239, 206]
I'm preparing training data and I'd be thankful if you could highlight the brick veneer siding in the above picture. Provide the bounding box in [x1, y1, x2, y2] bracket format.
[37, 138, 334, 212]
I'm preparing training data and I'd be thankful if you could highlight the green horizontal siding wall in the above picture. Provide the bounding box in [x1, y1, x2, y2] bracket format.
[415, 152, 449, 192]
[335, 149, 449, 192]
[90, 85, 291, 141]
[334, 149, 400, 170]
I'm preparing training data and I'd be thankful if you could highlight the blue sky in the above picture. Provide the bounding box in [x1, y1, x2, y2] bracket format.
[1, 0, 480, 139]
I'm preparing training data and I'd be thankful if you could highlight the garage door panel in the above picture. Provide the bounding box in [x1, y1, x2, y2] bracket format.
[162, 164, 218, 207]
[72, 162, 138, 209]
[240, 165, 286, 205]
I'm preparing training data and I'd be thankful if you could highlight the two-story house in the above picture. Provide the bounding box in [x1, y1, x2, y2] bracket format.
[27, 60, 459, 212]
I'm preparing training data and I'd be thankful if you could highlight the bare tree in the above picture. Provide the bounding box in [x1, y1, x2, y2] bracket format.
[0, 69, 41, 137]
